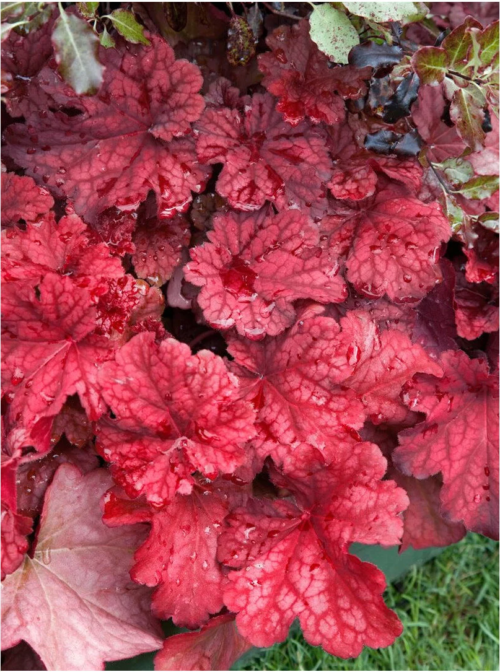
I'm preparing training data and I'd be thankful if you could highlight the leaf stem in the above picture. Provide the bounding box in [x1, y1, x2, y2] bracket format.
[262, 2, 301, 20]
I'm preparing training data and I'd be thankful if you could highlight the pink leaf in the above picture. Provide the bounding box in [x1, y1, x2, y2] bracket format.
[195, 92, 331, 213]
[97, 333, 256, 506]
[395, 350, 499, 539]
[258, 20, 370, 126]
[2, 274, 113, 441]
[388, 469, 466, 552]
[154, 613, 252, 671]
[1, 465, 163, 670]
[185, 206, 346, 339]
[325, 189, 451, 302]
[1, 173, 53, 229]
[4, 36, 210, 222]
[219, 443, 408, 657]
[105, 486, 228, 629]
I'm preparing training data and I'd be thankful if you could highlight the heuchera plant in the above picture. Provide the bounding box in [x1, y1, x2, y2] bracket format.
[1, 2, 498, 671]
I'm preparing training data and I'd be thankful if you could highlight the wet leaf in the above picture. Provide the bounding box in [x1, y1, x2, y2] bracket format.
[456, 175, 499, 200]
[309, 4, 359, 65]
[106, 9, 150, 45]
[349, 41, 403, 69]
[52, 7, 104, 95]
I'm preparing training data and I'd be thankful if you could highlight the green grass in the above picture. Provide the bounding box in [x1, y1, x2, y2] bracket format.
[242, 535, 499, 671]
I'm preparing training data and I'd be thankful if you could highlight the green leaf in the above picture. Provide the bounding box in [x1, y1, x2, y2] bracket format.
[343, 2, 427, 24]
[99, 24, 115, 48]
[442, 194, 466, 231]
[456, 175, 499, 200]
[412, 46, 449, 85]
[77, 2, 99, 19]
[441, 17, 481, 72]
[477, 212, 499, 234]
[437, 157, 474, 187]
[106, 9, 150, 45]
[309, 4, 359, 64]
[449, 88, 486, 151]
[52, 7, 104, 95]
[477, 20, 499, 67]
[0, 1, 26, 21]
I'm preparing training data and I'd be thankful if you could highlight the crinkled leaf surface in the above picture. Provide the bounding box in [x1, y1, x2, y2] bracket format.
[228, 308, 439, 472]
[2, 273, 112, 442]
[258, 20, 370, 126]
[154, 613, 252, 671]
[185, 207, 346, 339]
[219, 443, 408, 657]
[325, 187, 451, 302]
[1, 465, 162, 671]
[132, 213, 190, 286]
[395, 350, 499, 539]
[1, 173, 54, 228]
[104, 485, 228, 629]
[195, 92, 331, 213]
[97, 332, 255, 506]
[4, 36, 209, 222]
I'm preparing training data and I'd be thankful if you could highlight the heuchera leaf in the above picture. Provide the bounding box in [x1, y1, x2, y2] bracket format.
[4, 35, 209, 222]
[2, 211, 124, 291]
[412, 85, 467, 162]
[395, 350, 499, 539]
[1, 465, 163, 670]
[325, 187, 451, 302]
[258, 20, 370, 126]
[454, 273, 499, 340]
[1, 173, 54, 228]
[388, 469, 466, 552]
[1, 502, 32, 580]
[194, 92, 332, 213]
[154, 613, 252, 671]
[228, 308, 441, 472]
[219, 443, 408, 657]
[103, 484, 229, 628]
[185, 207, 346, 339]
[132, 213, 190, 286]
[2, 274, 113, 443]
[96, 333, 255, 506]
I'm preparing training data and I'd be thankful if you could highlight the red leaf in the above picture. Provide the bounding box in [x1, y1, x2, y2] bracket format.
[195, 92, 331, 212]
[1, 173, 53, 229]
[228, 307, 441, 471]
[454, 271, 499, 340]
[1, 13, 55, 118]
[105, 486, 228, 628]
[2, 274, 113, 441]
[185, 207, 346, 339]
[2, 212, 124, 291]
[219, 443, 408, 657]
[4, 36, 209, 222]
[325, 189, 451, 302]
[132, 213, 190, 286]
[97, 333, 256, 506]
[412, 85, 466, 162]
[1, 503, 32, 580]
[395, 350, 499, 539]
[1, 465, 163, 669]
[388, 469, 466, 552]
[258, 20, 369, 126]
[154, 613, 252, 671]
